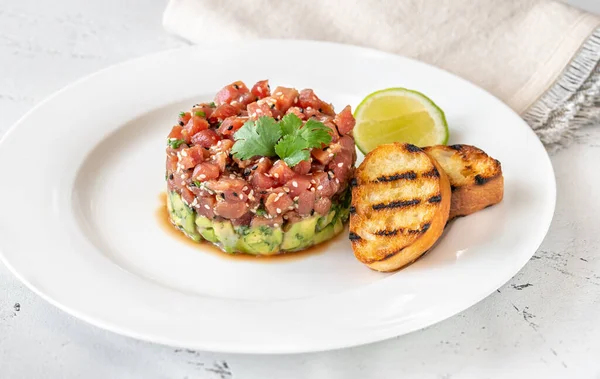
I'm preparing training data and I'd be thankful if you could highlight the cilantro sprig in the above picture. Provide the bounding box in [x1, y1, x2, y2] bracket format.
[231, 114, 332, 167]
[231, 117, 282, 160]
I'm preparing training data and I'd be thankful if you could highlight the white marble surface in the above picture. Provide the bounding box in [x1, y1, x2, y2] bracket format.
[1, 0, 599, 378]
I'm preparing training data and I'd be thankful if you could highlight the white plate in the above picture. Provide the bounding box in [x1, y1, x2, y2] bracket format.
[0, 40, 555, 354]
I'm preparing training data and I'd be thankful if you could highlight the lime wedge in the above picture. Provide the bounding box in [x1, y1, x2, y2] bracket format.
[353, 88, 448, 154]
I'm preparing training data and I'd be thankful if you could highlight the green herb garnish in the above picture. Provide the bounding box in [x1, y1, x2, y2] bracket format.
[231, 114, 331, 167]
[168, 139, 186, 149]
[231, 117, 282, 160]
[193, 180, 202, 187]
[194, 111, 206, 117]
[209, 102, 216, 108]
[255, 208, 267, 216]
[178, 112, 186, 118]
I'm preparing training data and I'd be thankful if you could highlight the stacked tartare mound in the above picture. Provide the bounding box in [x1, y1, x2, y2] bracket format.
[165, 80, 357, 255]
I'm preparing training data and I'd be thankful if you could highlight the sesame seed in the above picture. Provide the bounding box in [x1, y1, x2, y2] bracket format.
[329, 153, 334, 158]
[242, 186, 248, 191]
[229, 174, 236, 179]
[256, 109, 263, 114]
[310, 188, 315, 192]
[310, 180, 316, 184]
[292, 181, 298, 187]
[204, 204, 210, 210]
[276, 208, 281, 214]
[288, 206, 294, 210]
[273, 223, 279, 228]
[283, 187, 290, 192]
[199, 174, 206, 179]
[251, 113, 257, 118]
[275, 92, 282, 96]
[238, 194, 244, 200]
[180, 174, 186, 179]
[238, 96, 243, 102]
[293, 196, 299, 201]
[317, 185, 323, 190]
[306, 107, 312, 111]
[181, 150, 188, 157]
[335, 178, 339, 184]
[248, 194, 255, 201]
[338, 162, 343, 167]
[273, 173, 279, 178]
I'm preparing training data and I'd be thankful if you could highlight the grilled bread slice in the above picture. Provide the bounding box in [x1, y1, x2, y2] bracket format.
[350, 143, 451, 272]
[424, 144, 503, 219]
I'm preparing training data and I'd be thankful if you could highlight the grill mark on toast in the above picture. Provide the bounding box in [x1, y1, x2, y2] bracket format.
[348, 232, 361, 241]
[405, 144, 422, 153]
[475, 174, 492, 185]
[428, 194, 442, 203]
[372, 198, 421, 210]
[422, 167, 440, 178]
[375, 171, 417, 183]
[375, 229, 399, 236]
[365, 223, 432, 263]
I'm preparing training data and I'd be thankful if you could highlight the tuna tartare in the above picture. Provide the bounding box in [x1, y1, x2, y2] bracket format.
[165, 80, 357, 255]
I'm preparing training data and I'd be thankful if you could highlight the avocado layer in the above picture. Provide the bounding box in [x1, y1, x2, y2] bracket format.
[166, 191, 350, 255]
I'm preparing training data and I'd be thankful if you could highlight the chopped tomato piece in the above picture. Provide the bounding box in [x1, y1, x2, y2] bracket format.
[297, 191, 316, 216]
[250, 172, 276, 191]
[255, 158, 272, 174]
[206, 178, 246, 193]
[179, 145, 205, 169]
[247, 100, 274, 120]
[195, 196, 216, 219]
[286, 106, 306, 120]
[210, 104, 239, 122]
[311, 148, 335, 165]
[265, 192, 294, 216]
[181, 186, 196, 206]
[251, 80, 271, 99]
[218, 117, 246, 136]
[285, 175, 312, 198]
[313, 171, 336, 197]
[182, 116, 209, 143]
[314, 197, 332, 216]
[292, 159, 311, 175]
[191, 129, 220, 148]
[191, 104, 214, 119]
[251, 215, 283, 228]
[168, 125, 184, 140]
[334, 105, 355, 135]
[298, 89, 321, 110]
[178, 112, 191, 125]
[192, 162, 220, 181]
[214, 81, 250, 105]
[269, 160, 295, 185]
[214, 201, 247, 219]
[231, 212, 252, 226]
[271, 86, 299, 113]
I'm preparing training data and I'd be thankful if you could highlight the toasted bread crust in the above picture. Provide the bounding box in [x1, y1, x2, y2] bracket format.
[349, 143, 451, 272]
[424, 144, 503, 219]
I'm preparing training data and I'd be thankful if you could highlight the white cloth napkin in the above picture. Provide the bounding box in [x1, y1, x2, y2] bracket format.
[163, 0, 600, 149]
